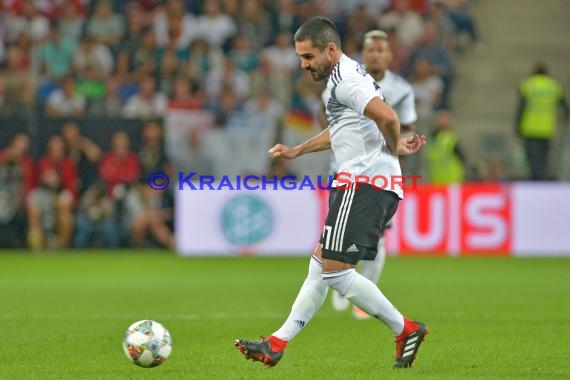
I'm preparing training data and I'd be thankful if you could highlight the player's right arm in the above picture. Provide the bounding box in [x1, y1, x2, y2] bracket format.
[268, 128, 331, 159]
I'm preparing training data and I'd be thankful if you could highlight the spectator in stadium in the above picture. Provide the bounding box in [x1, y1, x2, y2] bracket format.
[187, 38, 225, 87]
[242, 86, 285, 132]
[98, 131, 141, 197]
[86, 0, 125, 48]
[0, 45, 38, 117]
[378, 0, 425, 48]
[73, 36, 114, 80]
[346, 3, 377, 42]
[442, 0, 483, 49]
[228, 34, 259, 73]
[72, 182, 120, 248]
[427, 0, 456, 49]
[88, 76, 124, 117]
[408, 20, 454, 108]
[37, 135, 79, 202]
[122, 76, 168, 119]
[236, 0, 273, 50]
[385, 27, 411, 75]
[123, 184, 174, 248]
[118, 29, 158, 83]
[319, 0, 390, 18]
[75, 66, 106, 103]
[27, 168, 75, 250]
[138, 121, 168, 181]
[0, 77, 4, 110]
[61, 122, 102, 195]
[237, 87, 285, 173]
[115, 4, 148, 81]
[208, 86, 244, 128]
[13, 29, 33, 70]
[195, 0, 237, 48]
[5, 0, 49, 44]
[45, 76, 86, 118]
[157, 48, 180, 96]
[168, 77, 204, 110]
[425, 110, 465, 184]
[59, 4, 85, 44]
[0, 3, 5, 61]
[411, 57, 444, 117]
[515, 63, 568, 181]
[0, 134, 35, 248]
[205, 58, 250, 101]
[291, 1, 315, 33]
[260, 32, 298, 107]
[39, 22, 76, 80]
[153, 0, 197, 50]
[272, 0, 297, 34]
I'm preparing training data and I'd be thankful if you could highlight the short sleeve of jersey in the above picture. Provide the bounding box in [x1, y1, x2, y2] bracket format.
[398, 88, 418, 125]
[335, 77, 380, 116]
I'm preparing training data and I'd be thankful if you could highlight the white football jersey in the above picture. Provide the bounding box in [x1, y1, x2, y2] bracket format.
[377, 70, 417, 126]
[322, 54, 403, 199]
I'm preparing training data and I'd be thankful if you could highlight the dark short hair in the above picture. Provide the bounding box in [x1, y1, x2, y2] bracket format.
[294, 16, 341, 50]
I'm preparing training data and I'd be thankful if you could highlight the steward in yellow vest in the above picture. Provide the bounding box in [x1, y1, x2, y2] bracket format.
[516, 63, 568, 180]
[426, 111, 465, 184]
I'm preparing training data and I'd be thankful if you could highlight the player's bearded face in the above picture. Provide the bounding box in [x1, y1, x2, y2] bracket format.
[307, 53, 331, 81]
[295, 40, 334, 81]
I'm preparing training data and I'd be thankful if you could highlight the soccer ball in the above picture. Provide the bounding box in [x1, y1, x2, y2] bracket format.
[123, 320, 172, 368]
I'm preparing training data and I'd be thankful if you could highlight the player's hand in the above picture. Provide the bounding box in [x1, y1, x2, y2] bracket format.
[268, 144, 299, 159]
[397, 134, 427, 155]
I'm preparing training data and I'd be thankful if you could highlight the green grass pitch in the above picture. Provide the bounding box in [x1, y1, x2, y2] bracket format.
[1, 251, 569, 379]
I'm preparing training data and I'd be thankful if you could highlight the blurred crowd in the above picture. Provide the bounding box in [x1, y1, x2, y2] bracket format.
[0, 0, 482, 119]
[0, 0, 485, 249]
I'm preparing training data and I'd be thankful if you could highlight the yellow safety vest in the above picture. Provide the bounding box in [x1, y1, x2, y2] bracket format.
[426, 130, 465, 184]
[519, 74, 563, 139]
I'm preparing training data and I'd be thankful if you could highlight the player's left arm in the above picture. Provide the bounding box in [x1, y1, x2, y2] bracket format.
[365, 97, 426, 156]
[364, 97, 401, 153]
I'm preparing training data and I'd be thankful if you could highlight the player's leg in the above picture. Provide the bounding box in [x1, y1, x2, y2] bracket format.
[333, 230, 387, 317]
[236, 187, 387, 366]
[353, 230, 388, 319]
[321, 185, 429, 368]
[360, 234, 387, 285]
[234, 250, 328, 367]
[234, 189, 344, 367]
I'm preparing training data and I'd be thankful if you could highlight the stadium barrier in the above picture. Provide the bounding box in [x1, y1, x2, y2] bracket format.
[175, 182, 570, 257]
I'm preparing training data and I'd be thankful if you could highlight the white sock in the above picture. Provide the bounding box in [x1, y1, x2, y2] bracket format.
[272, 256, 328, 341]
[359, 237, 386, 284]
[323, 269, 404, 335]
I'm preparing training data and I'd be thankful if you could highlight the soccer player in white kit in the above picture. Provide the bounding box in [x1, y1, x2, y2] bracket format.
[235, 17, 428, 369]
[331, 29, 419, 319]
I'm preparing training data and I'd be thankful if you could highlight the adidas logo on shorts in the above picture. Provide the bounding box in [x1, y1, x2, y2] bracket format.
[346, 244, 359, 253]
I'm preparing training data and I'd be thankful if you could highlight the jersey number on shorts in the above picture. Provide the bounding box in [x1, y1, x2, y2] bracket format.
[322, 225, 333, 250]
